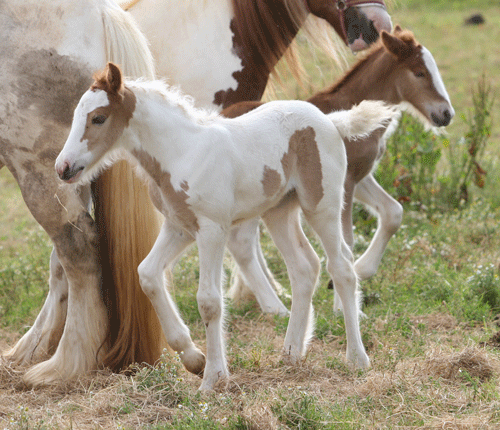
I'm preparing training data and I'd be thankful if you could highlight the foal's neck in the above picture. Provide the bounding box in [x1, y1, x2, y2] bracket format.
[125, 86, 209, 165]
[308, 47, 397, 113]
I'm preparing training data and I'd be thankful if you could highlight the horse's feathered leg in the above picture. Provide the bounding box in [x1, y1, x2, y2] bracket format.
[262, 201, 320, 362]
[21, 187, 106, 386]
[137, 219, 205, 376]
[5, 249, 68, 365]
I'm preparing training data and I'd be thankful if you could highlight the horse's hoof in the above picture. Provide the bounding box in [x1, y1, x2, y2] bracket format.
[182, 347, 206, 377]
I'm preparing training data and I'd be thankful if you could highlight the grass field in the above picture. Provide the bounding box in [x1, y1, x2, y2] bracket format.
[1, 1, 500, 428]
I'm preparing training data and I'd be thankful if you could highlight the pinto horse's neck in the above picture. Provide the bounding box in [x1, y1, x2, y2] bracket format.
[213, 0, 307, 108]
[308, 45, 398, 112]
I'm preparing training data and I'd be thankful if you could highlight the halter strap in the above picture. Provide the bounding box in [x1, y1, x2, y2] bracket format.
[336, 0, 387, 46]
[338, 0, 386, 8]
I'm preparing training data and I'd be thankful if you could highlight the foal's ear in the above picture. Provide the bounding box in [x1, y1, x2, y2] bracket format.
[381, 30, 412, 59]
[105, 62, 123, 94]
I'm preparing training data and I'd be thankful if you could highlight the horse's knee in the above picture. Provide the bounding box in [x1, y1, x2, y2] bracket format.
[386, 201, 403, 235]
[197, 288, 222, 325]
[328, 255, 357, 293]
[228, 226, 258, 268]
[137, 260, 160, 299]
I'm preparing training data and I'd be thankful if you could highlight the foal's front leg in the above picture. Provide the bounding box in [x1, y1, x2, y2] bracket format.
[137, 220, 205, 376]
[353, 174, 403, 280]
[196, 220, 229, 391]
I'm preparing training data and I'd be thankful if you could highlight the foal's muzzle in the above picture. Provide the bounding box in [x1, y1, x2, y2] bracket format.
[431, 109, 453, 127]
[57, 162, 84, 183]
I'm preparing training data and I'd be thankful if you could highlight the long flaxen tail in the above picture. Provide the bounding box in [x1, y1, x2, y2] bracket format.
[96, 4, 167, 370]
[328, 100, 400, 141]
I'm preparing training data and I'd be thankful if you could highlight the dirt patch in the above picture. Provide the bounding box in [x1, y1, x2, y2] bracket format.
[410, 312, 458, 331]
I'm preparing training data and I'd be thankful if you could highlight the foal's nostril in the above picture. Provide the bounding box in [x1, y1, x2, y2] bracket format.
[431, 109, 452, 127]
[60, 164, 72, 181]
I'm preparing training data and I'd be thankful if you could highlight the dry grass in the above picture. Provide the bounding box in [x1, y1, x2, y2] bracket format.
[1, 313, 500, 429]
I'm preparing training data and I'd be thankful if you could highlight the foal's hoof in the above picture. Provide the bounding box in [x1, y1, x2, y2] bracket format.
[347, 350, 370, 370]
[182, 347, 206, 377]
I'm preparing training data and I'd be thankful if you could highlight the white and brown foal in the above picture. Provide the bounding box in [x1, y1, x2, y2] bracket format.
[56, 63, 396, 390]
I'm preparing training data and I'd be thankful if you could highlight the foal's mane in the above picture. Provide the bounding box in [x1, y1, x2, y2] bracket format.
[127, 79, 220, 124]
[319, 29, 420, 97]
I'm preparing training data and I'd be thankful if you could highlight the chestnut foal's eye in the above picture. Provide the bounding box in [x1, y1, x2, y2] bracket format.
[92, 115, 107, 125]
[414, 71, 426, 78]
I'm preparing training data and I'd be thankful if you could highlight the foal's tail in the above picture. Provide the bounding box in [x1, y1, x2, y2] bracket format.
[328, 101, 399, 141]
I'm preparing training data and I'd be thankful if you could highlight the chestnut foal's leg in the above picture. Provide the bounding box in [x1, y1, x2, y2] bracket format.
[353, 174, 403, 280]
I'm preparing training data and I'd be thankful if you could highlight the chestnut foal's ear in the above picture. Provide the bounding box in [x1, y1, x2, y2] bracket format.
[105, 62, 123, 94]
[381, 30, 411, 59]
[393, 24, 403, 33]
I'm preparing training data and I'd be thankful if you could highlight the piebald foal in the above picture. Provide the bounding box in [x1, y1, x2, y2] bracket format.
[55, 63, 396, 391]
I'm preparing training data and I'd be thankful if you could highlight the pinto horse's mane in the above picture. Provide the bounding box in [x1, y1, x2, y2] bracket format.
[230, 0, 345, 84]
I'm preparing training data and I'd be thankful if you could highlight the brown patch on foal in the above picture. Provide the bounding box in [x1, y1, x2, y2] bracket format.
[281, 127, 324, 210]
[82, 87, 136, 152]
[261, 166, 282, 197]
[82, 63, 136, 152]
[132, 149, 199, 233]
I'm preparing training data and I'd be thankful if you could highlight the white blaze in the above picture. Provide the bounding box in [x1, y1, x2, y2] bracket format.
[421, 47, 455, 117]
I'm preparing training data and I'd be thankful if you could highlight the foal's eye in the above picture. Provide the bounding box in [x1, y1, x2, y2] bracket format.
[414, 71, 426, 78]
[92, 115, 107, 125]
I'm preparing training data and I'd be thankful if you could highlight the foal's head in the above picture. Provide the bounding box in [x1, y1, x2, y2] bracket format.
[380, 27, 454, 127]
[55, 63, 135, 183]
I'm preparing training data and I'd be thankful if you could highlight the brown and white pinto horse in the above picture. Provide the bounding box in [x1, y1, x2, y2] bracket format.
[1, 0, 163, 386]
[2, 0, 391, 385]
[223, 28, 454, 312]
[123, 0, 393, 108]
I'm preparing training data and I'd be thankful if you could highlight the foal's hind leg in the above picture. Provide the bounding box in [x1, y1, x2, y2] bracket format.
[353, 174, 403, 280]
[304, 209, 369, 369]
[5, 249, 68, 364]
[262, 202, 320, 362]
[226, 219, 289, 316]
[138, 219, 205, 376]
